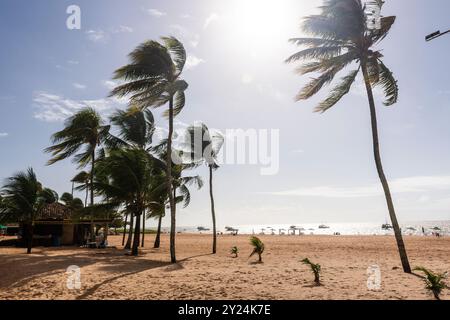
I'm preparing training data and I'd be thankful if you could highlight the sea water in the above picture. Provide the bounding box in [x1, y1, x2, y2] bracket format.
[171, 220, 450, 236]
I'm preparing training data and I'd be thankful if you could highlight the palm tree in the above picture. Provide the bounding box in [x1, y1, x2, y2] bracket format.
[0, 168, 50, 253]
[111, 37, 188, 263]
[302, 258, 322, 286]
[95, 149, 156, 256]
[71, 171, 90, 207]
[186, 123, 224, 254]
[109, 106, 157, 247]
[415, 267, 448, 300]
[60, 192, 84, 211]
[230, 246, 239, 258]
[286, 0, 411, 273]
[45, 108, 111, 238]
[249, 236, 265, 263]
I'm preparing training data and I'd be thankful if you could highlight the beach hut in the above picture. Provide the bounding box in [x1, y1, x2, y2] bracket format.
[18, 202, 112, 247]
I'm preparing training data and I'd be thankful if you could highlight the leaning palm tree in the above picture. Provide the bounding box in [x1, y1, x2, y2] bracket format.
[109, 106, 157, 247]
[95, 149, 156, 256]
[111, 37, 188, 263]
[286, 0, 411, 273]
[0, 168, 51, 253]
[186, 123, 224, 254]
[414, 267, 448, 300]
[302, 258, 322, 286]
[45, 108, 111, 238]
[249, 236, 265, 263]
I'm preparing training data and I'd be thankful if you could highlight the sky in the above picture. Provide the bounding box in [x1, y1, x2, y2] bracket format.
[1, 0, 450, 229]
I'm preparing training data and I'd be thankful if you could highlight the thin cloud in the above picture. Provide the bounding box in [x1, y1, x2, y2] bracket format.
[73, 83, 86, 90]
[169, 24, 200, 48]
[266, 176, 450, 198]
[32, 91, 126, 123]
[102, 80, 119, 90]
[86, 30, 108, 43]
[0, 132, 8, 138]
[147, 8, 166, 17]
[185, 55, 205, 70]
[204, 13, 219, 29]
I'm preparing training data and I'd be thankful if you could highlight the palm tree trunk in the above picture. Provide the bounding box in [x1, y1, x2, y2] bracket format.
[154, 213, 162, 248]
[26, 223, 34, 254]
[84, 183, 88, 207]
[131, 211, 141, 256]
[167, 97, 177, 263]
[122, 214, 128, 246]
[125, 214, 134, 250]
[209, 166, 217, 254]
[362, 61, 411, 273]
[141, 210, 145, 247]
[90, 149, 95, 239]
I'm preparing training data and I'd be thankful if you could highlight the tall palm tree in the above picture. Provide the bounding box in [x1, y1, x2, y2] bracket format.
[109, 106, 157, 247]
[186, 123, 224, 254]
[286, 0, 411, 273]
[95, 149, 156, 256]
[0, 168, 51, 253]
[111, 37, 188, 263]
[45, 108, 111, 238]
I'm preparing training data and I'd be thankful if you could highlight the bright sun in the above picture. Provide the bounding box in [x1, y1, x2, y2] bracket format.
[219, 0, 316, 55]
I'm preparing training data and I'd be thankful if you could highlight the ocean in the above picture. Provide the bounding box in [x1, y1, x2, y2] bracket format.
[170, 220, 450, 236]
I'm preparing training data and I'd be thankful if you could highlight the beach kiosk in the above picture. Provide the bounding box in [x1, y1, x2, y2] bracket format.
[18, 202, 112, 247]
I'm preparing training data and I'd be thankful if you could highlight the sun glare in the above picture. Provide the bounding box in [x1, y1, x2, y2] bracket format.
[219, 0, 317, 58]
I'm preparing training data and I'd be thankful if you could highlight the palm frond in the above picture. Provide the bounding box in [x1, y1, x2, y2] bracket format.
[377, 60, 399, 106]
[296, 64, 345, 100]
[315, 69, 359, 113]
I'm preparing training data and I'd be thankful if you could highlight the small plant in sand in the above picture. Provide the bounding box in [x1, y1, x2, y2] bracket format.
[302, 258, 321, 286]
[414, 266, 448, 300]
[230, 246, 239, 258]
[249, 236, 264, 263]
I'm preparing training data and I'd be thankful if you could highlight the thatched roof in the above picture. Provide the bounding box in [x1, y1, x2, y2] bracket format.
[37, 202, 73, 220]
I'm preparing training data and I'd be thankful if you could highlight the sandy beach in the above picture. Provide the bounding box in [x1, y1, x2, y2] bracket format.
[0, 234, 449, 300]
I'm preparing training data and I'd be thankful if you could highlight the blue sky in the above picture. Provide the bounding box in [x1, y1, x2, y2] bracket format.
[1, 0, 450, 228]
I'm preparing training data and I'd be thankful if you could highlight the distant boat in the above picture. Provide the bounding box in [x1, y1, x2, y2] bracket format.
[318, 224, 330, 229]
[382, 223, 393, 230]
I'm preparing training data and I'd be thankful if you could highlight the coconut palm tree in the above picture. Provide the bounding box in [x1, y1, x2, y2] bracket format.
[109, 106, 157, 247]
[186, 123, 224, 254]
[45, 108, 111, 238]
[249, 236, 265, 263]
[60, 192, 84, 211]
[95, 149, 156, 256]
[71, 171, 90, 207]
[286, 0, 411, 273]
[302, 258, 322, 286]
[230, 246, 239, 258]
[0, 168, 51, 253]
[415, 267, 448, 300]
[111, 37, 188, 263]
